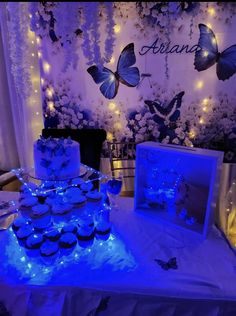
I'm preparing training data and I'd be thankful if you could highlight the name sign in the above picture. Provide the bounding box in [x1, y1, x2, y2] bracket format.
[139, 37, 201, 56]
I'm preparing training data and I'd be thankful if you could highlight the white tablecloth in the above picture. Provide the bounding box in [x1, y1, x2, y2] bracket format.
[0, 192, 236, 316]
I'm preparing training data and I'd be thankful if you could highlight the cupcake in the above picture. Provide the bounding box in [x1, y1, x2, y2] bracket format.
[80, 182, 93, 193]
[16, 224, 34, 246]
[78, 214, 94, 229]
[19, 196, 38, 218]
[59, 233, 77, 256]
[70, 195, 87, 219]
[40, 241, 59, 265]
[61, 224, 78, 235]
[51, 202, 73, 224]
[95, 222, 111, 241]
[77, 225, 94, 241]
[25, 233, 44, 257]
[12, 217, 31, 232]
[30, 204, 51, 230]
[44, 229, 61, 241]
[86, 191, 103, 215]
[65, 187, 82, 199]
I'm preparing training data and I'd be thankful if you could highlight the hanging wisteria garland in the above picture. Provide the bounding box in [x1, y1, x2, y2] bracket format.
[53, 2, 80, 71]
[7, 2, 32, 101]
[29, 2, 116, 69]
[104, 2, 116, 64]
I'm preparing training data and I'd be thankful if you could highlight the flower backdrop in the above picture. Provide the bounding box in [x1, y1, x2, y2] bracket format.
[6, 2, 236, 162]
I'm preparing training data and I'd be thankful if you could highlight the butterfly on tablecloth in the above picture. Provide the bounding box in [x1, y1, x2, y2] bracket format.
[144, 91, 185, 125]
[194, 23, 236, 81]
[87, 43, 140, 99]
[155, 257, 178, 270]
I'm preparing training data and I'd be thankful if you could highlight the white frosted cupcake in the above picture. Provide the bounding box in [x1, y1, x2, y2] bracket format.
[95, 221, 111, 241]
[86, 191, 103, 214]
[51, 202, 73, 224]
[40, 241, 59, 265]
[30, 204, 51, 230]
[65, 187, 82, 199]
[20, 196, 38, 219]
[80, 182, 93, 193]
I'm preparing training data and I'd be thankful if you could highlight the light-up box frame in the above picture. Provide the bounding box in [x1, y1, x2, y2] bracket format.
[134, 142, 224, 238]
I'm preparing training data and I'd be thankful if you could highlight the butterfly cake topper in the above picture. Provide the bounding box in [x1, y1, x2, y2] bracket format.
[194, 23, 236, 81]
[87, 43, 140, 99]
[145, 91, 185, 125]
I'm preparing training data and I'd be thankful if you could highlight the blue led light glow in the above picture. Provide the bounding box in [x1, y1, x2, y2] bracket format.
[1, 227, 137, 285]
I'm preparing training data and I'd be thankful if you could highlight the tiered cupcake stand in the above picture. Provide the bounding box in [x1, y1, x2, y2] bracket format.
[10, 164, 112, 264]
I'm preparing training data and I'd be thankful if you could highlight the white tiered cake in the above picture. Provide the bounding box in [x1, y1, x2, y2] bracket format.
[33, 136, 80, 180]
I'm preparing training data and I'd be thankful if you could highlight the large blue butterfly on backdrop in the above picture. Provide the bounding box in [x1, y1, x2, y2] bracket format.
[87, 43, 140, 99]
[194, 23, 236, 81]
[144, 91, 185, 125]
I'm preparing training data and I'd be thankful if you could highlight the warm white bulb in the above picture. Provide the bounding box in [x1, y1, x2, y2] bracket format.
[203, 50, 209, 57]
[114, 24, 121, 34]
[31, 53, 35, 57]
[47, 101, 55, 111]
[38, 51, 42, 58]
[114, 122, 122, 130]
[36, 112, 39, 115]
[199, 118, 204, 124]
[196, 80, 204, 89]
[208, 7, 215, 16]
[43, 61, 51, 74]
[202, 98, 208, 105]
[108, 102, 116, 110]
[46, 87, 54, 98]
[107, 132, 113, 141]
[189, 130, 196, 139]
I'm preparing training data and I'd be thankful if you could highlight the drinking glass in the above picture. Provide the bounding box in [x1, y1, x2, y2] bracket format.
[106, 174, 123, 211]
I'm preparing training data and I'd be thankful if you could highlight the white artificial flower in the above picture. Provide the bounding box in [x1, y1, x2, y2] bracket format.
[135, 114, 142, 121]
[135, 134, 144, 142]
[161, 136, 170, 144]
[139, 127, 147, 134]
[139, 119, 146, 127]
[72, 118, 79, 125]
[153, 129, 160, 138]
[70, 124, 77, 129]
[129, 119, 135, 126]
[61, 95, 69, 105]
[172, 138, 179, 144]
[89, 121, 95, 127]
[184, 138, 193, 147]
[77, 112, 83, 119]
[178, 131, 185, 140]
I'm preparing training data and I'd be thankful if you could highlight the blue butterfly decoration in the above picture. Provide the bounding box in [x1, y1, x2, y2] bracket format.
[155, 257, 178, 270]
[194, 23, 236, 81]
[87, 43, 140, 99]
[144, 91, 185, 125]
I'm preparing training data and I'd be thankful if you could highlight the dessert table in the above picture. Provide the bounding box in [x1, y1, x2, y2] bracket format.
[1, 191, 236, 316]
